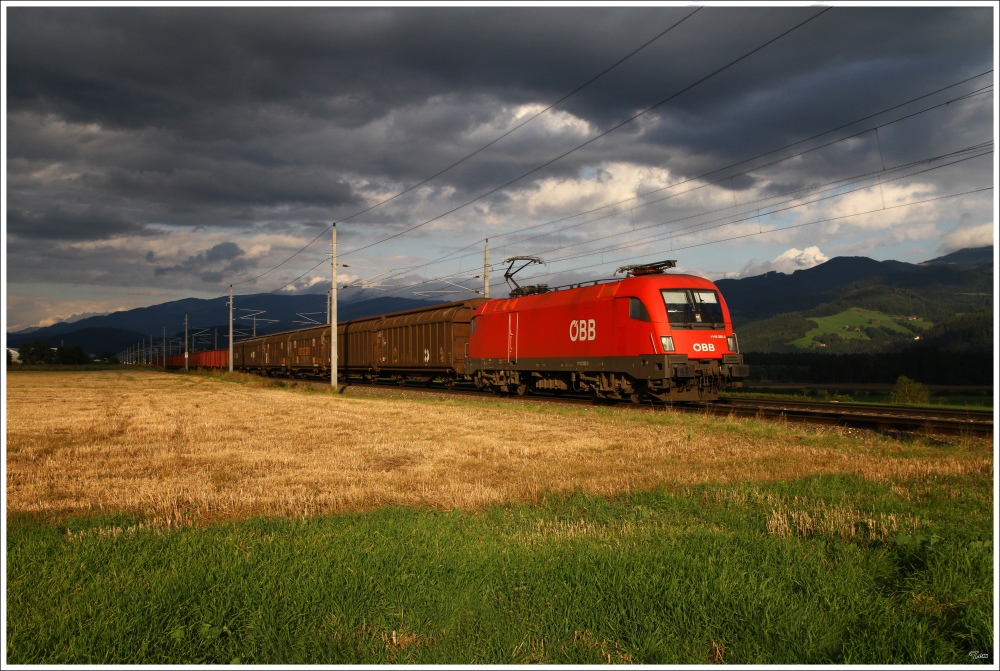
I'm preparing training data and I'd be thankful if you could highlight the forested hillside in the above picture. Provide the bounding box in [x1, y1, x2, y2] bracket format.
[731, 248, 993, 356]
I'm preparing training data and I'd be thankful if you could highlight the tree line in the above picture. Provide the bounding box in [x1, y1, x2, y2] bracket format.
[744, 348, 993, 386]
[13, 341, 91, 365]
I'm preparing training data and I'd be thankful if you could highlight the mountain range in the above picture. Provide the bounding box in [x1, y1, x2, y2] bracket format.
[6, 246, 993, 358]
[725, 246, 993, 353]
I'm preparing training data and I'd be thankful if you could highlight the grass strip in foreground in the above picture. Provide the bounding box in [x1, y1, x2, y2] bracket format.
[6, 475, 994, 665]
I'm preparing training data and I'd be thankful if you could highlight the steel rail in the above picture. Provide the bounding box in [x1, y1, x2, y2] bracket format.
[701, 398, 994, 437]
[313, 376, 996, 438]
[718, 397, 994, 422]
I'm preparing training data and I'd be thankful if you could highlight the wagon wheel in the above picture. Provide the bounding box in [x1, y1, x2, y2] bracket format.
[442, 377, 456, 390]
[395, 375, 407, 386]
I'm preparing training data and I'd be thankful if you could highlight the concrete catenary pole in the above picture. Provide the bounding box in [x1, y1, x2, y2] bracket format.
[228, 285, 234, 372]
[184, 312, 189, 371]
[331, 223, 338, 389]
[162, 326, 167, 370]
[484, 239, 490, 298]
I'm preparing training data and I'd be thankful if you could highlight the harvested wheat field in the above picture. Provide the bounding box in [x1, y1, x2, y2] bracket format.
[5, 368, 992, 526]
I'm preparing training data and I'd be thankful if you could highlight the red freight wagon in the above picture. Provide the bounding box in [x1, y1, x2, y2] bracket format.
[191, 348, 228, 369]
[164, 349, 229, 369]
[467, 267, 747, 402]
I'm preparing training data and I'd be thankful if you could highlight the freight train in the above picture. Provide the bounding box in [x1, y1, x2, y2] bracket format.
[165, 260, 748, 402]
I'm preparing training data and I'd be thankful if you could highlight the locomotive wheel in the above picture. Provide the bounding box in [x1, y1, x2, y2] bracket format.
[514, 382, 529, 396]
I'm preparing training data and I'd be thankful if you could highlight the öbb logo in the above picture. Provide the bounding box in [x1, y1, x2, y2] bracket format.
[570, 319, 596, 342]
[692, 343, 716, 352]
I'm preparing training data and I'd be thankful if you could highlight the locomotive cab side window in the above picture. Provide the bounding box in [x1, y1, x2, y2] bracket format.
[470, 317, 477, 334]
[661, 289, 725, 328]
[628, 297, 651, 322]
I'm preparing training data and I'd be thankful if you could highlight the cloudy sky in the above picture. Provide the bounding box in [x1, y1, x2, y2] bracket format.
[4, 2, 996, 331]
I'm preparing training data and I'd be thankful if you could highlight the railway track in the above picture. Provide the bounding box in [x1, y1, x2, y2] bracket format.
[324, 377, 995, 438]
[700, 397, 994, 437]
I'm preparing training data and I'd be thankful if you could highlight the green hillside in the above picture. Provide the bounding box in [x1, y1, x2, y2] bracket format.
[790, 307, 931, 350]
[732, 265, 992, 355]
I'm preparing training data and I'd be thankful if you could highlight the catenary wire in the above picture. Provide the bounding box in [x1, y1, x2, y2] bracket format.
[343, 73, 993, 287]
[223, 7, 702, 291]
[337, 7, 833, 259]
[354, 142, 992, 300]
[359, 85, 993, 290]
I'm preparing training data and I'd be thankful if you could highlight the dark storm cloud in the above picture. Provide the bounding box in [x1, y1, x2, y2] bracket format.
[5, 6, 994, 322]
[153, 241, 257, 283]
[6, 7, 688, 131]
[7, 205, 148, 241]
[96, 162, 357, 210]
[4, 5, 993, 253]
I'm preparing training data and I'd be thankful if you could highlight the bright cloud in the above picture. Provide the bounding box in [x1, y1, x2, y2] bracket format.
[939, 221, 995, 253]
[731, 245, 829, 278]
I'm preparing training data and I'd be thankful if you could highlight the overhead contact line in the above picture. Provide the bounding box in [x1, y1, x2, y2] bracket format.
[357, 139, 992, 300]
[339, 6, 833, 260]
[222, 8, 702, 294]
[361, 71, 993, 288]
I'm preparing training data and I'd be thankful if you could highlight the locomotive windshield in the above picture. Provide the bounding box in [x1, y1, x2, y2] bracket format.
[661, 289, 725, 328]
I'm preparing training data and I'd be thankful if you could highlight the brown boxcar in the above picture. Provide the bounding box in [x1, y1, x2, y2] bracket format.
[368, 299, 486, 384]
[227, 298, 485, 383]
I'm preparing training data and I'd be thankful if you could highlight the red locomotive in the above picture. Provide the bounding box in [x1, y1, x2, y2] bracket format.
[466, 260, 747, 402]
[164, 260, 747, 402]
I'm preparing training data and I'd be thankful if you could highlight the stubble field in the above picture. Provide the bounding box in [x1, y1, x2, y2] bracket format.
[5, 368, 996, 664]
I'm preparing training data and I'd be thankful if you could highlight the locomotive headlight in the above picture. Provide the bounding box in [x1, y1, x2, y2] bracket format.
[727, 335, 739, 352]
[660, 336, 675, 352]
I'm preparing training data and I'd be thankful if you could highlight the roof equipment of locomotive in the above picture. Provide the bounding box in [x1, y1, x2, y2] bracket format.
[615, 259, 678, 276]
[502, 256, 548, 297]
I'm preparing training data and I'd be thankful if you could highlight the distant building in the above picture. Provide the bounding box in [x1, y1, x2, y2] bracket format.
[7, 348, 22, 364]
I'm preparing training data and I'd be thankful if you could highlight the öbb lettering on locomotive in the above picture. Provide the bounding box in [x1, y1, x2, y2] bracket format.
[165, 264, 748, 403]
[569, 319, 596, 342]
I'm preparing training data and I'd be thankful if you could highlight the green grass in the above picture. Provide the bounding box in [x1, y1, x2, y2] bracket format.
[7, 475, 994, 665]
